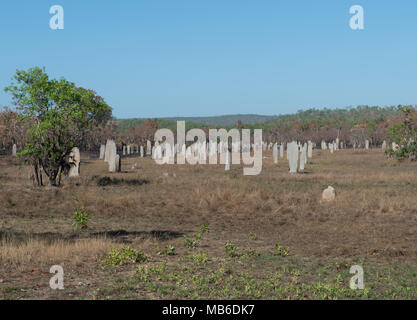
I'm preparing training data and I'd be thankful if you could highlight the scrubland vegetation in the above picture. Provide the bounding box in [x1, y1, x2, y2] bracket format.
[0, 149, 416, 299]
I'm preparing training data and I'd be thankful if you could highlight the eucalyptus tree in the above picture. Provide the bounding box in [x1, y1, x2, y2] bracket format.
[5, 67, 112, 186]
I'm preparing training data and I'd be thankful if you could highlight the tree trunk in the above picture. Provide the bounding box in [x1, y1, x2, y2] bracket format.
[48, 170, 59, 187]
[33, 163, 40, 187]
[57, 166, 62, 186]
[39, 166, 43, 186]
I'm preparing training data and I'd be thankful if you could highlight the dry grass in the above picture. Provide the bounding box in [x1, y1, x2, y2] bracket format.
[0, 238, 123, 270]
[0, 149, 416, 299]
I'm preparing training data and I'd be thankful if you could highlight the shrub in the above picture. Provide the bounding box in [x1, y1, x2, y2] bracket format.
[72, 205, 89, 230]
[385, 106, 417, 161]
[225, 241, 239, 258]
[165, 245, 176, 256]
[274, 243, 290, 257]
[189, 251, 209, 265]
[103, 247, 148, 266]
[183, 224, 210, 249]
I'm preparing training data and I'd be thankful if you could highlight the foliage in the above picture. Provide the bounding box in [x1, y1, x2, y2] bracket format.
[189, 251, 209, 265]
[117, 115, 272, 130]
[72, 205, 89, 230]
[385, 106, 417, 161]
[114, 105, 401, 148]
[2, 99, 409, 158]
[194, 223, 209, 241]
[103, 247, 148, 266]
[183, 224, 209, 249]
[225, 241, 239, 258]
[0, 107, 26, 150]
[274, 243, 290, 257]
[164, 245, 176, 256]
[183, 236, 199, 249]
[134, 119, 160, 145]
[135, 262, 167, 282]
[4, 67, 111, 186]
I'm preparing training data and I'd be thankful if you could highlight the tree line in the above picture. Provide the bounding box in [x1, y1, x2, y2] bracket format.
[0, 67, 416, 187]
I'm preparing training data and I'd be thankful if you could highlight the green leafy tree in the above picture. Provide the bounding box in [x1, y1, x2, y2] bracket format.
[4, 67, 112, 186]
[385, 106, 417, 161]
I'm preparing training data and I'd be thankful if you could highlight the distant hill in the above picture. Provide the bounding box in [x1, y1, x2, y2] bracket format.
[159, 114, 277, 126]
[116, 106, 402, 132]
[116, 114, 276, 131]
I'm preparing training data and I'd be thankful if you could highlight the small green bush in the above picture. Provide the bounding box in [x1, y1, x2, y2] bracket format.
[249, 232, 258, 240]
[385, 106, 417, 161]
[183, 236, 199, 249]
[103, 247, 148, 266]
[183, 224, 210, 249]
[225, 241, 239, 258]
[274, 243, 290, 257]
[165, 245, 176, 256]
[189, 251, 209, 265]
[72, 205, 89, 230]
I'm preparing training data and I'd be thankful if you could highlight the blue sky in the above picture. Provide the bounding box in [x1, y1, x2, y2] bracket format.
[1, 1, 417, 118]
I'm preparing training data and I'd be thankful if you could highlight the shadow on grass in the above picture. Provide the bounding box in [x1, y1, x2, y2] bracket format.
[91, 229, 183, 241]
[0, 229, 183, 244]
[94, 176, 150, 187]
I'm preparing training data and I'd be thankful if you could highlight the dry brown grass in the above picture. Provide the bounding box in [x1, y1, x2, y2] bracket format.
[0, 238, 123, 270]
[0, 149, 416, 298]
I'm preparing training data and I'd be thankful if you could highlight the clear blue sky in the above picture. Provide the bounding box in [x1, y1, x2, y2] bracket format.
[1, 1, 417, 118]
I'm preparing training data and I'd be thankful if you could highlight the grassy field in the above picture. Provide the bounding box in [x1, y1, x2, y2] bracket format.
[0, 149, 416, 299]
